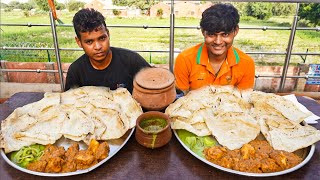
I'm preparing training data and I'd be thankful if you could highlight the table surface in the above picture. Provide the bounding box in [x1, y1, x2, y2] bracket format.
[0, 92, 319, 180]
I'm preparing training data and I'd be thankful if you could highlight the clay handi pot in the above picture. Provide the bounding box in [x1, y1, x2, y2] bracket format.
[135, 111, 172, 149]
[132, 67, 176, 111]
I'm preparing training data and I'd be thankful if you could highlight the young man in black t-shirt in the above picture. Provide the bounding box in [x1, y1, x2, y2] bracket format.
[65, 8, 150, 93]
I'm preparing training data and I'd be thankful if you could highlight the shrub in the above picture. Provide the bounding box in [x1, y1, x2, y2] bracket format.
[272, 3, 295, 16]
[23, 10, 29, 17]
[68, 1, 85, 11]
[299, 3, 320, 26]
[246, 2, 272, 20]
[113, 9, 121, 16]
[157, 8, 163, 17]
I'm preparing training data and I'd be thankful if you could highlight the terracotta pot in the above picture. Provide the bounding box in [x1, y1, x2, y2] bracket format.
[135, 111, 172, 149]
[132, 67, 176, 111]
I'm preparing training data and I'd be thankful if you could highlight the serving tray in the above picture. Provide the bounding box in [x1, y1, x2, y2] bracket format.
[173, 129, 315, 177]
[1, 128, 134, 177]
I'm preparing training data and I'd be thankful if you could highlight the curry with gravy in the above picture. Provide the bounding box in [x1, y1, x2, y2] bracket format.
[204, 140, 302, 173]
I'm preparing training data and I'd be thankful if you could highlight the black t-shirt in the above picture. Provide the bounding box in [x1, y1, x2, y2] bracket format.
[65, 47, 151, 93]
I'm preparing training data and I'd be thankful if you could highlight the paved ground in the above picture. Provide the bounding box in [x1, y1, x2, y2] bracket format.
[0, 82, 62, 101]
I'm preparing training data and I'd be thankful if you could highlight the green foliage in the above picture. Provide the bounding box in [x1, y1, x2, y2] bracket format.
[271, 3, 295, 16]
[23, 10, 29, 17]
[231, 2, 249, 16]
[113, 9, 121, 16]
[67, 1, 85, 11]
[34, 0, 49, 11]
[20, 3, 35, 11]
[246, 2, 272, 20]
[157, 8, 163, 17]
[299, 3, 320, 26]
[1, 2, 8, 8]
[33, 0, 65, 11]
[4, 1, 35, 11]
[113, 0, 156, 11]
[55, 2, 65, 10]
[8, 1, 20, 8]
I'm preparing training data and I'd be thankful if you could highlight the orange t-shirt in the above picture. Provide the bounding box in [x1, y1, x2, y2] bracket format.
[174, 43, 255, 91]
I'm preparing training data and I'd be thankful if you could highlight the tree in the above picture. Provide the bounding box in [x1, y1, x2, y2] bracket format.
[157, 8, 163, 18]
[7, 1, 21, 10]
[20, 3, 35, 11]
[67, 1, 85, 11]
[113, 0, 156, 12]
[272, 3, 295, 16]
[113, 9, 121, 16]
[299, 3, 320, 26]
[34, 0, 50, 11]
[55, 2, 65, 10]
[246, 2, 272, 20]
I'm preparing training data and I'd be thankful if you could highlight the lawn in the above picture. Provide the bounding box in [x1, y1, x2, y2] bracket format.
[0, 10, 319, 65]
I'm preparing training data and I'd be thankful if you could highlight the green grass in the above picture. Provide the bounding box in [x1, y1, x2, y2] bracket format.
[0, 10, 319, 65]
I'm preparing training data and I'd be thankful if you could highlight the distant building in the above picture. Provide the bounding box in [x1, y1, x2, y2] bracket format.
[150, 1, 213, 18]
[85, 0, 106, 13]
[150, 2, 170, 18]
[84, 0, 141, 17]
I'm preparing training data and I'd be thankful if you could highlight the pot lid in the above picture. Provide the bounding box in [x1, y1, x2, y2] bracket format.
[135, 67, 175, 90]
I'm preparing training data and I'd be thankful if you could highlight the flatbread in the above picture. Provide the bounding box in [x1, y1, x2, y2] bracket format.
[171, 120, 211, 136]
[1, 86, 143, 153]
[258, 116, 320, 152]
[250, 92, 310, 123]
[112, 88, 143, 128]
[205, 112, 260, 150]
[167, 86, 320, 152]
[14, 105, 64, 145]
[61, 109, 95, 141]
[98, 109, 129, 140]
[0, 113, 37, 153]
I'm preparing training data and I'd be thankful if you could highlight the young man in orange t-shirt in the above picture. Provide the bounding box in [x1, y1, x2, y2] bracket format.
[174, 3, 255, 95]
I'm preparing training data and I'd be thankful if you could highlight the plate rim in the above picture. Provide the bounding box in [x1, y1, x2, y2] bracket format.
[1, 128, 135, 177]
[173, 129, 315, 177]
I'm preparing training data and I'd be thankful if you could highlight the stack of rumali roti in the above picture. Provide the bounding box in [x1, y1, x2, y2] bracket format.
[166, 85, 320, 152]
[0, 86, 143, 153]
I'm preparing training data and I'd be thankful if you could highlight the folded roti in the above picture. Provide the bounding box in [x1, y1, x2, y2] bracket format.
[1, 86, 143, 153]
[97, 108, 129, 140]
[14, 105, 64, 145]
[205, 112, 260, 150]
[249, 92, 310, 123]
[171, 120, 211, 136]
[61, 109, 95, 141]
[112, 88, 143, 128]
[0, 112, 37, 153]
[258, 117, 320, 152]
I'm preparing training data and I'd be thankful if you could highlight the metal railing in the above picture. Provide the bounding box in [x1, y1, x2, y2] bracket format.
[0, 0, 319, 93]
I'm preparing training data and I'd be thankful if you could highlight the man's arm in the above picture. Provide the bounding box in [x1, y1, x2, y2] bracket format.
[174, 53, 190, 92]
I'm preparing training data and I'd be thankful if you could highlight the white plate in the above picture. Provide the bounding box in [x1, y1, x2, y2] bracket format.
[173, 129, 315, 177]
[1, 128, 134, 177]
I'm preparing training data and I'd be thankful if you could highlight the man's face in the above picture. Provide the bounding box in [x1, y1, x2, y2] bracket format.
[75, 25, 110, 63]
[202, 27, 239, 58]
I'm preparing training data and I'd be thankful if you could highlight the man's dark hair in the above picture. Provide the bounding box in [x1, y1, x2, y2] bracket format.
[72, 8, 107, 39]
[200, 3, 239, 34]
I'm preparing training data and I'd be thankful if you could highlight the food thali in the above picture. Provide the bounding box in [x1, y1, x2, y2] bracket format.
[173, 129, 315, 177]
[166, 85, 320, 176]
[1, 129, 134, 177]
[0, 86, 143, 176]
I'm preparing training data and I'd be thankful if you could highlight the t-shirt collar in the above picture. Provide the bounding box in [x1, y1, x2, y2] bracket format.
[196, 43, 240, 66]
